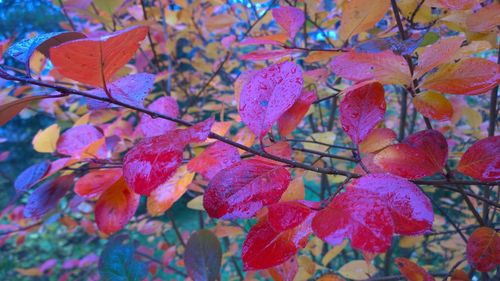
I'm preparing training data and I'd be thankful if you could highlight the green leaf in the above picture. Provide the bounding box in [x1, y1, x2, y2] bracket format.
[98, 236, 147, 281]
[184, 229, 222, 281]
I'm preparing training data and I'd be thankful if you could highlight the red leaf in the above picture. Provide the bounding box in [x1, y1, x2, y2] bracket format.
[74, 169, 123, 198]
[395, 258, 435, 281]
[0, 95, 53, 126]
[421, 58, 500, 95]
[272, 6, 305, 40]
[86, 73, 155, 110]
[242, 217, 311, 270]
[348, 173, 433, 235]
[50, 26, 148, 88]
[239, 61, 303, 138]
[203, 159, 291, 219]
[24, 175, 74, 218]
[340, 81, 386, 144]
[278, 90, 316, 136]
[330, 50, 411, 85]
[458, 136, 500, 181]
[56, 125, 104, 157]
[312, 188, 394, 253]
[359, 128, 397, 154]
[268, 201, 312, 232]
[95, 177, 139, 234]
[123, 118, 213, 195]
[137, 96, 180, 138]
[374, 130, 448, 179]
[466, 227, 500, 272]
[187, 141, 240, 180]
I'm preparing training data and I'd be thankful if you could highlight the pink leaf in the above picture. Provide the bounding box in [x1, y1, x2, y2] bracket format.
[239, 61, 303, 138]
[56, 125, 104, 157]
[272, 6, 305, 40]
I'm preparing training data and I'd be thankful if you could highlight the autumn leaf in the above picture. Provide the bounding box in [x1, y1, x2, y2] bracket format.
[203, 159, 291, 219]
[413, 91, 453, 121]
[277, 90, 316, 136]
[272, 6, 305, 40]
[466, 227, 500, 272]
[187, 141, 240, 180]
[414, 36, 464, 79]
[338, 0, 390, 41]
[457, 136, 500, 181]
[14, 160, 51, 192]
[32, 124, 60, 153]
[137, 96, 180, 138]
[420, 58, 500, 95]
[359, 128, 397, 154]
[123, 117, 213, 195]
[0, 95, 53, 127]
[340, 81, 386, 145]
[94, 177, 140, 234]
[239, 61, 303, 138]
[374, 130, 448, 179]
[330, 51, 411, 85]
[74, 168, 123, 198]
[50, 26, 148, 88]
[56, 125, 105, 158]
[395, 258, 435, 281]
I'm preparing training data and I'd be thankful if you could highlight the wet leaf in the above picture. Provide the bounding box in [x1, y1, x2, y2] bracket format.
[340, 81, 386, 144]
[268, 201, 312, 232]
[413, 91, 453, 121]
[74, 169, 123, 198]
[414, 36, 464, 78]
[203, 159, 291, 219]
[123, 118, 213, 195]
[465, 3, 500, 32]
[137, 96, 179, 138]
[56, 125, 105, 158]
[239, 61, 303, 138]
[278, 90, 316, 136]
[359, 128, 397, 154]
[187, 141, 241, 180]
[395, 258, 435, 281]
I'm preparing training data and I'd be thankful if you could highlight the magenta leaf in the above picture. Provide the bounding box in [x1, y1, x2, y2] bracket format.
[56, 125, 104, 157]
[239, 61, 303, 138]
[203, 159, 291, 219]
[187, 141, 241, 180]
[268, 201, 312, 232]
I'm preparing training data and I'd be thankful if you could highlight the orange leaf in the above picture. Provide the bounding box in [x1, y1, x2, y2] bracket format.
[420, 58, 500, 95]
[95, 177, 140, 234]
[466, 227, 500, 272]
[74, 169, 122, 198]
[413, 91, 453, 121]
[395, 258, 435, 281]
[359, 128, 397, 154]
[338, 0, 390, 41]
[0, 95, 51, 126]
[147, 166, 195, 216]
[414, 36, 464, 78]
[50, 26, 148, 88]
[465, 3, 500, 32]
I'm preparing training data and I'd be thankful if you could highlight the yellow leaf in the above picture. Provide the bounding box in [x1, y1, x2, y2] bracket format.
[399, 235, 424, 248]
[32, 124, 60, 153]
[280, 176, 305, 201]
[338, 260, 377, 280]
[187, 195, 205, 211]
[322, 240, 348, 266]
[205, 14, 238, 31]
[462, 107, 482, 128]
[15, 268, 43, 277]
